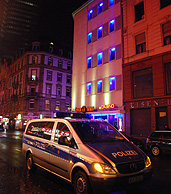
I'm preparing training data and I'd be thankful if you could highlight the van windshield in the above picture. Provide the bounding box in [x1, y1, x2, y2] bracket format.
[70, 120, 126, 144]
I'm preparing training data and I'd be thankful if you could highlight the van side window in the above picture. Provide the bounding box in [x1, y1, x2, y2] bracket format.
[26, 121, 54, 140]
[54, 122, 71, 142]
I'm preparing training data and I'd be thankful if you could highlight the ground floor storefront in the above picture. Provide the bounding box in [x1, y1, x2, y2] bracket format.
[125, 97, 171, 137]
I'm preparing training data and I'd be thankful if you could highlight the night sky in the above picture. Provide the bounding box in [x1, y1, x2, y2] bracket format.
[38, 0, 88, 49]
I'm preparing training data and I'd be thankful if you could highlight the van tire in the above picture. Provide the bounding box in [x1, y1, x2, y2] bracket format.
[151, 146, 160, 156]
[26, 153, 36, 172]
[73, 170, 91, 194]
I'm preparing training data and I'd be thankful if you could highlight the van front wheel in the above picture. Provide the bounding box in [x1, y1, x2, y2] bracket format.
[73, 170, 91, 194]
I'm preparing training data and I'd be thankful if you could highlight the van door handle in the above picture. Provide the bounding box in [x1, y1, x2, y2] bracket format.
[50, 145, 56, 149]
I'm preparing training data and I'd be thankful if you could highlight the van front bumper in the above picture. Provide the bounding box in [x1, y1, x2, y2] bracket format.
[89, 167, 152, 194]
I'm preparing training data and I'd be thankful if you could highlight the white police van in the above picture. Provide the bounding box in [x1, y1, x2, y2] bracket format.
[22, 118, 152, 194]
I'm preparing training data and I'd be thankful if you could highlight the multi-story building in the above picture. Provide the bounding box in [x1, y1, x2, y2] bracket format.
[0, 0, 40, 60]
[72, 0, 124, 130]
[0, 42, 72, 130]
[122, 0, 171, 136]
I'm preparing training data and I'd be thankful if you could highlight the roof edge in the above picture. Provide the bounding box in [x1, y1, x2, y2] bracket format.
[72, 0, 94, 19]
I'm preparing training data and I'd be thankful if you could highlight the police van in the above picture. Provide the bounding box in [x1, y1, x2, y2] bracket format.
[22, 118, 152, 194]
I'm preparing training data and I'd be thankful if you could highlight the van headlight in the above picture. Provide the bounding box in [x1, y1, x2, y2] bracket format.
[93, 163, 116, 174]
[145, 156, 151, 168]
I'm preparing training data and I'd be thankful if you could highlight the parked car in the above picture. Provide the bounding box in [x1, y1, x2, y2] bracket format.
[121, 132, 144, 149]
[146, 131, 171, 156]
[22, 118, 152, 194]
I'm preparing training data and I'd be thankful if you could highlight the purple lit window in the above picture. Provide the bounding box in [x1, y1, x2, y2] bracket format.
[109, 47, 116, 61]
[97, 80, 102, 93]
[109, 20, 115, 32]
[98, 26, 103, 39]
[88, 32, 92, 44]
[87, 57, 92, 69]
[98, 2, 103, 14]
[109, 0, 114, 6]
[88, 9, 93, 20]
[97, 52, 103, 65]
[110, 77, 116, 91]
[87, 83, 91, 95]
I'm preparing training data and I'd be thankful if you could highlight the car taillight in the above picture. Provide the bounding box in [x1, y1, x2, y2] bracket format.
[146, 138, 150, 144]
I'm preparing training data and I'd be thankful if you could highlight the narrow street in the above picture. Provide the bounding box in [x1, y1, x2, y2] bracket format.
[0, 131, 171, 194]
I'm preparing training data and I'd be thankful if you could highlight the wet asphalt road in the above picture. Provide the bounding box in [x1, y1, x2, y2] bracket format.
[0, 130, 171, 194]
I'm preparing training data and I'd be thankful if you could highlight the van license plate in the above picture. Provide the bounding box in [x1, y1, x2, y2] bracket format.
[129, 175, 143, 184]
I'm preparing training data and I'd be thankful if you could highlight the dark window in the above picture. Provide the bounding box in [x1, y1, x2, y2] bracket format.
[165, 63, 171, 94]
[29, 99, 34, 109]
[46, 84, 52, 95]
[66, 75, 71, 84]
[133, 68, 153, 98]
[160, 0, 171, 9]
[47, 70, 52, 81]
[163, 22, 171, 46]
[66, 87, 71, 97]
[48, 57, 53, 66]
[134, 1, 144, 22]
[135, 33, 146, 54]
[58, 59, 63, 68]
[67, 62, 71, 70]
[87, 57, 92, 69]
[57, 72, 62, 82]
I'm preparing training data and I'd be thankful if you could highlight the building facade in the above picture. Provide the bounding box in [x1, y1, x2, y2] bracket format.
[0, 0, 40, 60]
[122, 0, 171, 136]
[0, 42, 72, 130]
[72, 0, 124, 130]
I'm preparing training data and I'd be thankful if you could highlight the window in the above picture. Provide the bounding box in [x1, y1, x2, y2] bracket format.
[46, 84, 52, 95]
[48, 57, 53, 66]
[56, 101, 60, 111]
[29, 99, 34, 109]
[55, 122, 71, 142]
[30, 85, 36, 94]
[97, 80, 102, 93]
[160, 0, 171, 9]
[109, 47, 116, 61]
[109, 20, 115, 33]
[165, 63, 171, 94]
[32, 56, 38, 64]
[109, 77, 116, 91]
[109, 0, 114, 6]
[57, 72, 62, 82]
[45, 100, 50, 110]
[98, 52, 103, 65]
[58, 59, 63, 68]
[134, 1, 144, 22]
[66, 87, 71, 97]
[67, 62, 72, 70]
[133, 68, 153, 98]
[135, 33, 146, 54]
[56, 85, 61, 96]
[31, 69, 37, 80]
[88, 9, 93, 20]
[87, 83, 91, 95]
[59, 49, 63, 56]
[87, 57, 92, 69]
[66, 102, 70, 111]
[66, 75, 71, 84]
[47, 70, 52, 81]
[98, 2, 103, 14]
[163, 22, 171, 46]
[88, 32, 92, 44]
[49, 46, 53, 53]
[98, 26, 103, 39]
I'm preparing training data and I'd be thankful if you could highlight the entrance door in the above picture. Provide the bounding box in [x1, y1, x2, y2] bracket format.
[156, 107, 168, 130]
[130, 108, 151, 137]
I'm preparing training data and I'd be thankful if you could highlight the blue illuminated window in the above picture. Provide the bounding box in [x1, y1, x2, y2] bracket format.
[87, 83, 91, 95]
[97, 52, 103, 65]
[109, 47, 116, 61]
[88, 32, 92, 44]
[87, 57, 92, 69]
[98, 2, 103, 14]
[109, 20, 115, 33]
[109, 0, 114, 7]
[98, 26, 103, 39]
[110, 77, 116, 91]
[97, 80, 102, 93]
[88, 9, 93, 20]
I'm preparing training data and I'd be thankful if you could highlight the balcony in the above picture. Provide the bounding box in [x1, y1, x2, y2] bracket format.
[27, 77, 39, 85]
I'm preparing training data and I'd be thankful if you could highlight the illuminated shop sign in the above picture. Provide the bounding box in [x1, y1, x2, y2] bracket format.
[99, 104, 115, 110]
[75, 106, 94, 112]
